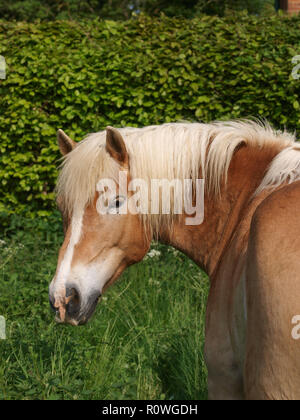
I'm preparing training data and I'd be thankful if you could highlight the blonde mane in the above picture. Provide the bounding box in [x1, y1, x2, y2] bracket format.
[56, 120, 300, 232]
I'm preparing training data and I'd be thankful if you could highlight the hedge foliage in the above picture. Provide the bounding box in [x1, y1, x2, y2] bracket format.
[0, 13, 300, 221]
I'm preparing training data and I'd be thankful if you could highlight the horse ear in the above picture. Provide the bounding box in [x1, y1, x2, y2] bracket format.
[57, 129, 76, 156]
[106, 126, 128, 167]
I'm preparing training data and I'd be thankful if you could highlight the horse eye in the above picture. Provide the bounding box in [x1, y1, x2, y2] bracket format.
[111, 196, 125, 209]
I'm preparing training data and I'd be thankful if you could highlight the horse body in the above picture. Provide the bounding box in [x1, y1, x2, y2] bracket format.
[49, 121, 300, 399]
[159, 142, 297, 399]
[203, 179, 300, 400]
[245, 181, 300, 399]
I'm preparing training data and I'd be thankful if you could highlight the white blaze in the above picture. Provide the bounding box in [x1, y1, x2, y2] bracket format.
[51, 207, 84, 301]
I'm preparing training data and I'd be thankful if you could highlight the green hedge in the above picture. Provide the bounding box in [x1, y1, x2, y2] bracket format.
[0, 13, 300, 221]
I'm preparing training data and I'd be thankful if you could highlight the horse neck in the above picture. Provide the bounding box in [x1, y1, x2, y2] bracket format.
[158, 144, 282, 278]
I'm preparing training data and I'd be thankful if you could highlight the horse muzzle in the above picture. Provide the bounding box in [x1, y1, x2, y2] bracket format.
[49, 284, 101, 326]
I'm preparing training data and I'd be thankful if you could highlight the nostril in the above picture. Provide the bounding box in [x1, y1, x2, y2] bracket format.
[66, 286, 81, 317]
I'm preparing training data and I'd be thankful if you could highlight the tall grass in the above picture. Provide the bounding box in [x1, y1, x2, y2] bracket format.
[0, 214, 209, 400]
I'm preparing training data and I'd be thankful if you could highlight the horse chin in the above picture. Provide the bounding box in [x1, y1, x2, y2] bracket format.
[55, 313, 90, 326]
[54, 313, 79, 326]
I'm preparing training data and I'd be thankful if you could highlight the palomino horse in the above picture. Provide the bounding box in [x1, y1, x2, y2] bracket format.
[49, 121, 300, 400]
